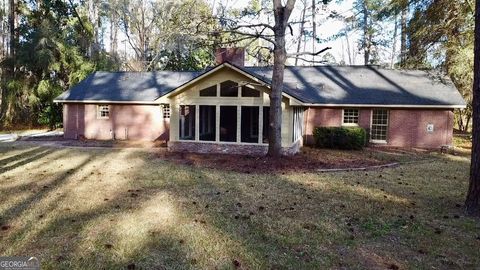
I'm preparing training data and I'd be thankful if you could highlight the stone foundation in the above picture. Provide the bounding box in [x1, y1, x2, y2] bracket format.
[168, 141, 301, 156]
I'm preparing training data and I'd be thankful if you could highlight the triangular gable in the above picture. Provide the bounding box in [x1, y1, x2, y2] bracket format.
[158, 62, 304, 105]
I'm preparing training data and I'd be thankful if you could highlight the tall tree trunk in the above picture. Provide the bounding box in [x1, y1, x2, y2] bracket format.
[465, 0, 480, 216]
[345, 30, 352, 65]
[362, 0, 369, 65]
[294, 1, 306, 66]
[390, 15, 398, 68]
[400, 5, 407, 67]
[1, 0, 14, 124]
[9, 0, 13, 61]
[110, 8, 118, 55]
[268, 0, 296, 157]
[311, 0, 316, 63]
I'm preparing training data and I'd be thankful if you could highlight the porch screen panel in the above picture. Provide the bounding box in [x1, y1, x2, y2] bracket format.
[241, 106, 259, 143]
[179, 105, 196, 140]
[199, 105, 216, 141]
[263, 107, 270, 143]
[292, 107, 304, 142]
[371, 109, 389, 141]
[220, 106, 237, 142]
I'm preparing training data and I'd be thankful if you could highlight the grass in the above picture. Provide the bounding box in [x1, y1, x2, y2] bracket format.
[0, 142, 479, 269]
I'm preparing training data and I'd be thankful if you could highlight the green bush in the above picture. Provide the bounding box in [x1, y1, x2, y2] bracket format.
[313, 127, 367, 150]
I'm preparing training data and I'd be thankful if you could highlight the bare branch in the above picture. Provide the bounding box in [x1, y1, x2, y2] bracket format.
[287, 24, 293, 36]
[287, 47, 332, 57]
[286, 56, 328, 64]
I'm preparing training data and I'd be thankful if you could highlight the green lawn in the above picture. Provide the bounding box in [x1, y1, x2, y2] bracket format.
[0, 143, 478, 269]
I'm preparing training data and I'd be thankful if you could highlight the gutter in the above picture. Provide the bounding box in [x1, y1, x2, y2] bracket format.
[301, 103, 467, 109]
[53, 100, 159, 105]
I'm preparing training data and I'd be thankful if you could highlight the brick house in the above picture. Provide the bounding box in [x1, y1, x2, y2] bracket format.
[54, 50, 466, 155]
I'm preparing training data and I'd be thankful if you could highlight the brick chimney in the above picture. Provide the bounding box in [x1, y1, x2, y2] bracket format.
[215, 47, 245, 67]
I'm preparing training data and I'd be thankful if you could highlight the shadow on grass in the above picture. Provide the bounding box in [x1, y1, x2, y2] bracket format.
[0, 145, 477, 269]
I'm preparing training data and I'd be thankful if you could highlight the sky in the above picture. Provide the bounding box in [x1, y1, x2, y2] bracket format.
[209, 0, 366, 65]
[105, 0, 381, 67]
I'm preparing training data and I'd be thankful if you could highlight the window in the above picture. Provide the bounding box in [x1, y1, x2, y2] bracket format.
[292, 107, 304, 142]
[200, 85, 217, 97]
[343, 109, 359, 125]
[220, 106, 237, 142]
[199, 105, 216, 141]
[97, 105, 110, 119]
[241, 86, 260, 97]
[241, 107, 259, 143]
[162, 104, 170, 118]
[371, 109, 389, 142]
[220, 81, 238, 97]
[179, 105, 196, 140]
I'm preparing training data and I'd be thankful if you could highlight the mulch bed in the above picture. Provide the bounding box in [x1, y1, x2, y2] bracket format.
[20, 135, 429, 173]
[155, 147, 400, 174]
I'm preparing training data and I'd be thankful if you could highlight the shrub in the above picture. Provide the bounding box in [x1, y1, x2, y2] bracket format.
[313, 127, 367, 150]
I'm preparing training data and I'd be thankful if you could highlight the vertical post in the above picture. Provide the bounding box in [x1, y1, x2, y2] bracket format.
[237, 105, 241, 143]
[195, 105, 199, 141]
[259, 105, 263, 144]
[215, 105, 220, 142]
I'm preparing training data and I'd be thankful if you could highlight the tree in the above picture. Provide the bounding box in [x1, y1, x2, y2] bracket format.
[465, 0, 480, 216]
[353, 0, 390, 65]
[268, 0, 296, 156]
[0, 0, 15, 125]
[402, 0, 474, 131]
[210, 0, 332, 156]
[116, 0, 214, 71]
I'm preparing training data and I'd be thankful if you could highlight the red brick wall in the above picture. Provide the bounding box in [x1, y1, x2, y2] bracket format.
[303, 108, 342, 145]
[358, 109, 372, 130]
[388, 109, 454, 148]
[304, 107, 454, 148]
[63, 103, 169, 141]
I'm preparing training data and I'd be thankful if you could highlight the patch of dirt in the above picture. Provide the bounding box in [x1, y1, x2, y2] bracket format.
[155, 147, 415, 174]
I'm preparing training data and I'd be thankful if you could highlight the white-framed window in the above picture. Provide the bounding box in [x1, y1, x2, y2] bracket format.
[97, 105, 110, 119]
[371, 109, 389, 142]
[343, 109, 359, 125]
[162, 104, 171, 118]
[179, 105, 196, 140]
[292, 107, 304, 142]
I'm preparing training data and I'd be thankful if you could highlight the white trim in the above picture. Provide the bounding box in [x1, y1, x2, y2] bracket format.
[56, 99, 466, 109]
[195, 105, 200, 141]
[342, 108, 360, 125]
[341, 123, 360, 127]
[54, 100, 159, 105]
[236, 105, 241, 143]
[96, 105, 110, 119]
[370, 139, 388, 144]
[303, 103, 466, 109]
[370, 109, 389, 142]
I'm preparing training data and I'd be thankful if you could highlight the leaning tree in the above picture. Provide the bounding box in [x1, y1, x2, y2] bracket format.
[465, 0, 480, 216]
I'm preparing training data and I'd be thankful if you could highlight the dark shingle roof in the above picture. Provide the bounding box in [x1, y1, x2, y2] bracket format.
[55, 65, 466, 107]
[55, 71, 202, 102]
[245, 66, 466, 106]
